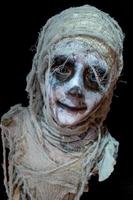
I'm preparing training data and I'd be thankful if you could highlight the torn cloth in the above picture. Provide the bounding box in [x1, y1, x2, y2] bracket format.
[1, 104, 119, 200]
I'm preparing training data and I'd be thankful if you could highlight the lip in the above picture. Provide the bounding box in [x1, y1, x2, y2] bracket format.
[56, 100, 87, 112]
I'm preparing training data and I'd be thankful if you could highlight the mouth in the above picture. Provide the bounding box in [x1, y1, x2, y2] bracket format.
[56, 100, 87, 112]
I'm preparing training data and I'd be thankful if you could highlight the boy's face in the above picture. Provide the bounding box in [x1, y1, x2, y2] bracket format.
[41, 39, 112, 126]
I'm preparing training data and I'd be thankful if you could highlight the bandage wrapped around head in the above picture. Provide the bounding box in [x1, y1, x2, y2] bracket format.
[26, 5, 124, 134]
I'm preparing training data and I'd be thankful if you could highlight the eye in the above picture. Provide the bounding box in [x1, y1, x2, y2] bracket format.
[84, 66, 109, 91]
[56, 65, 72, 80]
[97, 68, 106, 77]
[51, 62, 73, 82]
[84, 69, 99, 91]
[58, 65, 72, 74]
[96, 67, 109, 86]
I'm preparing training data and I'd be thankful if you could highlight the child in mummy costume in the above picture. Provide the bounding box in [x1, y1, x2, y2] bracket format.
[1, 5, 124, 200]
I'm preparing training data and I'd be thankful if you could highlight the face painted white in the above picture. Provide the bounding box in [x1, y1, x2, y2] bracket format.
[41, 39, 111, 126]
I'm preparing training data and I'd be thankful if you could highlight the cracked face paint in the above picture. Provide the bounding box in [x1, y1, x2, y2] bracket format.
[40, 39, 111, 126]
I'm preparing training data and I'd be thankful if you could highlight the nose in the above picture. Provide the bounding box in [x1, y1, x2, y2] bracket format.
[68, 86, 83, 98]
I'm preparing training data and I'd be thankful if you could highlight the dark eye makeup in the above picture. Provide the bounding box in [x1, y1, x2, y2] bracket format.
[84, 66, 109, 91]
[51, 56, 74, 82]
[50, 55, 109, 91]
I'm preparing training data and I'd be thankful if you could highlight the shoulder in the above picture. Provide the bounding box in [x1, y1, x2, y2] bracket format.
[1, 104, 27, 128]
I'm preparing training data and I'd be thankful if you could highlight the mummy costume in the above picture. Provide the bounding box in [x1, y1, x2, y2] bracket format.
[1, 5, 124, 200]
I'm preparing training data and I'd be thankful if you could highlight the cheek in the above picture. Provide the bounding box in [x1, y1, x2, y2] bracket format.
[85, 92, 102, 110]
[49, 85, 66, 105]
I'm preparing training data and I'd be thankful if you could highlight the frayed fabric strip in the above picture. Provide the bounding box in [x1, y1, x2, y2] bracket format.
[1, 105, 119, 200]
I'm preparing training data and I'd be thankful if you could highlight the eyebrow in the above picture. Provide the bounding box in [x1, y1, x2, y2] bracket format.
[53, 55, 108, 75]
[91, 64, 107, 72]
[87, 59, 108, 73]
[53, 55, 74, 65]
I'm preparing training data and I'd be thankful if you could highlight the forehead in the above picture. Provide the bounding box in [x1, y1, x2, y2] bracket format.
[52, 38, 112, 70]
[52, 37, 110, 58]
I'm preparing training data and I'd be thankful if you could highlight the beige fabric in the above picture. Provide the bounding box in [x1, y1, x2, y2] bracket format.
[1, 105, 119, 200]
[1, 5, 124, 200]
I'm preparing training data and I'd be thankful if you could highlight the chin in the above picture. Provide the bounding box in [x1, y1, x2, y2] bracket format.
[51, 101, 89, 127]
[55, 109, 87, 127]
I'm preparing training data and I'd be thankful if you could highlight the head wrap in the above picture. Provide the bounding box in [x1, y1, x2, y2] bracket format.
[26, 4, 124, 120]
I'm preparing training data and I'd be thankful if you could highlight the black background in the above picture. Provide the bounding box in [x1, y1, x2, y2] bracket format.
[0, 0, 133, 199]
